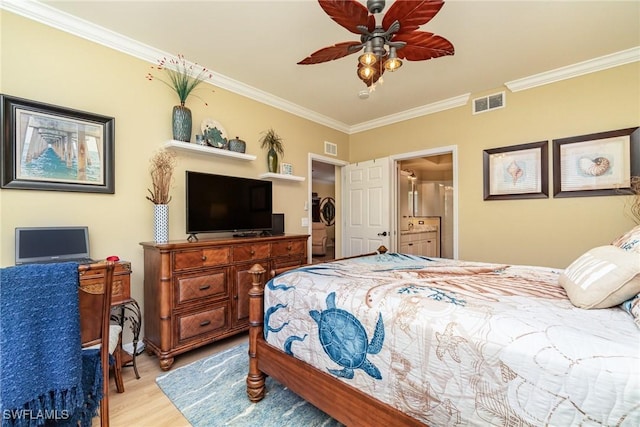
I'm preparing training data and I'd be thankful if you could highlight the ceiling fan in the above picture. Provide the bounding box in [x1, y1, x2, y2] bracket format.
[298, 0, 454, 88]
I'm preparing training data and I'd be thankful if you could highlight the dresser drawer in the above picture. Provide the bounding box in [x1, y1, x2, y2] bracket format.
[233, 243, 270, 262]
[272, 240, 306, 258]
[173, 247, 230, 271]
[175, 269, 228, 306]
[177, 304, 228, 343]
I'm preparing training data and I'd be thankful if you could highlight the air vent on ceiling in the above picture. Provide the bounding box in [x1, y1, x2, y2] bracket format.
[324, 141, 337, 156]
[472, 91, 505, 114]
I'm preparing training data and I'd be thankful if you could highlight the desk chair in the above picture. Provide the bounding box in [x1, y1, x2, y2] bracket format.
[79, 264, 125, 394]
[78, 261, 119, 427]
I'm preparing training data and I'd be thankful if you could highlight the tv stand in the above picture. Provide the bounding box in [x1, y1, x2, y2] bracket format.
[140, 234, 309, 370]
[233, 232, 257, 238]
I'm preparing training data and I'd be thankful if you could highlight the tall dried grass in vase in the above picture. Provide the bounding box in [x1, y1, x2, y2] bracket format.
[630, 176, 640, 224]
[146, 150, 176, 205]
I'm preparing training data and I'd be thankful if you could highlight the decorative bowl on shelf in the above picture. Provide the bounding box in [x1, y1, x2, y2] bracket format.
[204, 127, 227, 149]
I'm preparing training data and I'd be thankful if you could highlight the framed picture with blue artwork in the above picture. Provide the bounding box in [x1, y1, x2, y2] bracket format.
[0, 94, 115, 193]
[552, 127, 639, 198]
[483, 140, 548, 200]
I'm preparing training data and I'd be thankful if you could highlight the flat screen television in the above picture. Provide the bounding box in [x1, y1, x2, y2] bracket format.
[186, 171, 273, 238]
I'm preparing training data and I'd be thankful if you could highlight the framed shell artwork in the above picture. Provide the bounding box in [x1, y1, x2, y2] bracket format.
[552, 127, 639, 198]
[483, 141, 548, 200]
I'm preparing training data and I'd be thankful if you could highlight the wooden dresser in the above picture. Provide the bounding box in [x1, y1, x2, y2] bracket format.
[140, 234, 308, 370]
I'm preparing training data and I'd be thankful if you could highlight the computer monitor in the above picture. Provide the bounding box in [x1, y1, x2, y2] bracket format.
[15, 226, 91, 264]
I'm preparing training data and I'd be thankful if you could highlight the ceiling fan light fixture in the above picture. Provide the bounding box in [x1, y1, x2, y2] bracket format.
[358, 41, 377, 66]
[384, 47, 403, 72]
[358, 64, 375, 80]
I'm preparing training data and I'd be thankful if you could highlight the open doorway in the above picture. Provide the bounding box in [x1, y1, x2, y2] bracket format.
[308, 154, 348, 264]
[393, 147, 457, 259]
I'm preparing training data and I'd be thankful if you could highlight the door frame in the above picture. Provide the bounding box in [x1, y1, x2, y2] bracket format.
[308, 153, 349, 264]
[390, 145, 459, 259]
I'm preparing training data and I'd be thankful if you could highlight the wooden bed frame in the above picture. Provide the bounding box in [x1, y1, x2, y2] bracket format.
[246, 249, 425, 427]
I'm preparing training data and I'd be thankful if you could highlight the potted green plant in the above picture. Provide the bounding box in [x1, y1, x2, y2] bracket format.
[259, 128, 284, 173]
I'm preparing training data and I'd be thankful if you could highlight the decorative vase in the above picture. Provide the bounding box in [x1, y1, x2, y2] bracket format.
[154, 204, 169, 243]
[267, 148, 278, 173]
[228, 136, 246, 153]
[172, 104, 192, 142]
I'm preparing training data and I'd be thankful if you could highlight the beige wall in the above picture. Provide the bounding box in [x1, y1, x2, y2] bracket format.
[1, 11, 638, 299]
[0, 12, 350, 319]
[350, 63, 640, 267]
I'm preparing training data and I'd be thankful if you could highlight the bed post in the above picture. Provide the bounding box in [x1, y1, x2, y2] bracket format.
[246, 263, 266, 402]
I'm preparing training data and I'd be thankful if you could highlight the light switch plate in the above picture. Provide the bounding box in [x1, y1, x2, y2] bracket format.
[301, 217, 309, 227]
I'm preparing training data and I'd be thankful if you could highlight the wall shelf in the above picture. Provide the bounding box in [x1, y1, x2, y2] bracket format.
[164, 140, 256, 161]
[258, 172, 305, 182]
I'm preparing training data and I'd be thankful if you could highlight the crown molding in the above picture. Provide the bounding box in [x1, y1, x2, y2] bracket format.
[0, 0, 351, 133]
[505, 47, 640, 92]
[349, 94, 471, 134]
[3, 1, 638, 135]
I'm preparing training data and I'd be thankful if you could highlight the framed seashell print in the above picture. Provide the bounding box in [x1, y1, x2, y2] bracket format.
[552, 127, 639, 198]
[483, 141, 548, 200]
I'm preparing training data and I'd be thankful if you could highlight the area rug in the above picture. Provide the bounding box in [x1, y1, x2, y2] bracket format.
[156, 342, 342, 426]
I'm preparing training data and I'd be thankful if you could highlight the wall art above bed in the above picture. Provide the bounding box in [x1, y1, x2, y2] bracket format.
[483, 140, 548, 200]
[552, 126, 639, 198]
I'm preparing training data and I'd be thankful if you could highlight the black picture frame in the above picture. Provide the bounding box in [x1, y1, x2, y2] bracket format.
[1, 94, 115, 193]
[552, 127, 639, 198]
[483, 141, 548, 200]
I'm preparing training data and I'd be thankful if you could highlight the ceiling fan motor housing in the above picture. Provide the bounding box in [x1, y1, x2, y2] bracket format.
[367, 0, 386, 14]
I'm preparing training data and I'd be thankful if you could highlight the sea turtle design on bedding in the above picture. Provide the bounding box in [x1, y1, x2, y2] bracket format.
[310, 292, 384, 380]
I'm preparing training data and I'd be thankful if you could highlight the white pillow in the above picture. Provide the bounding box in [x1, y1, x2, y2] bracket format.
[559, 245, 640, 309]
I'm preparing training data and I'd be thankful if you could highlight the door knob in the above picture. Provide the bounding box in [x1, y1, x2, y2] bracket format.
[377, 231, 388, 237]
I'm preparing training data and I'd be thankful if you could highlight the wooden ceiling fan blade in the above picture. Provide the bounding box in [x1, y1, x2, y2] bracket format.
[394, 31, 454, 61]
[319, 0, 375, 34]
[298, 41, 362, 65]
[382, 0, 445, 34]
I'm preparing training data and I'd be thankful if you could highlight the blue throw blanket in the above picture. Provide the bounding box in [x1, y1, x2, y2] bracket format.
[0, 262, 101, 427]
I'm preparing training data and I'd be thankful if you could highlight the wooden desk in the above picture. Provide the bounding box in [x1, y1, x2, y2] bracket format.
[79, 261, 132, 303]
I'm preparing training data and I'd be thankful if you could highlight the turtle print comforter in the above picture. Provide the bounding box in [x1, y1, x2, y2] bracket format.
[262, 253, 640, 426]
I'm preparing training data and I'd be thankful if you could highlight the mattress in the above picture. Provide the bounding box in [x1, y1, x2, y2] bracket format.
[263, 253, 640, 426]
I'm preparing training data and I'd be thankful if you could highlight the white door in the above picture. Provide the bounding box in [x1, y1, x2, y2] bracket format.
[342, 159, 391, 257]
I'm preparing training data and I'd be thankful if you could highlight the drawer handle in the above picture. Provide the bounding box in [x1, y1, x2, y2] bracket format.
[199, 285, 211, 291]
[201, 255, 207, 261]
[408, 243, 413, 246]
[200, 320, 211, 327]
[287, 245, 292, 251]
[250, 250, 255, 256]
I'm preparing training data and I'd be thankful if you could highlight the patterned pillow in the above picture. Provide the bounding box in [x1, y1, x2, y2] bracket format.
[620, 294, 640, 329]
[559, 245, 640, 309]
[612, 224, 640, 253]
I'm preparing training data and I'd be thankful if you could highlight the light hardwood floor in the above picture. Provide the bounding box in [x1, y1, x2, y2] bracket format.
[99, 333, 248, 427]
